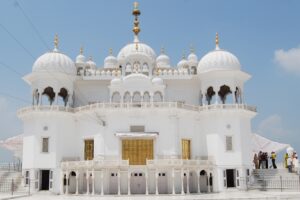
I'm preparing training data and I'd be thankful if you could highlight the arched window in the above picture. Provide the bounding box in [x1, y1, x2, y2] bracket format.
[143, 92, 150, 102]
[153, 91, 163, 102]
[132, 91, 141, 103]
[191, 66, 197, 75]
[123, 92, 131, 103]
[206, 87, 215, 105]
[111, 92, 121, 103]
[218, 85, 232, 104]
[33, 89, 39, 105]
[42, 87, 55, 105]
[142, 63, 148, 72]
[58, 88, 69, 106]
[126, 63, 132, 72]
[234, 87, 242, 104]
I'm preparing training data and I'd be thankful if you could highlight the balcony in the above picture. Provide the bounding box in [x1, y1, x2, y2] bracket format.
[18, 102, 256, 117]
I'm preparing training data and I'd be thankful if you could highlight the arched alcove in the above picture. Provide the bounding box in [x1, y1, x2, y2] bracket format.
[58, 88, 69, 106]
[206, 87, 215, 105]
[42, 87, 55, 105]
[218, 85, 232, 104]
[111, 92, 121, 103]
[153, 91, 163, 102]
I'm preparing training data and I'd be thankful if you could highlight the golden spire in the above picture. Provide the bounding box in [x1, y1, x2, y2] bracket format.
[215, 32, 219, 49]
[132, 2, 141, 37]
[109, 48, 113, 55]
[54, 34, 59, 49]
[80, 46, 83, 55]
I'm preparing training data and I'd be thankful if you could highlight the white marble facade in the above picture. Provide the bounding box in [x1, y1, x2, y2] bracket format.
[18, 2, 256, 195]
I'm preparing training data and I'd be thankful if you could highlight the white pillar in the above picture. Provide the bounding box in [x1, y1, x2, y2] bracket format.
[202, 93, 206, 106]
[117, 170, 121, 195]
[181, 169, 184, 195]
[127, 171, 131, 195]
[92, 170, 95, 195]
[155, 171, 159, 195]
[145, 171, 149, 195]
[197, 171, 200, 193]
[55, 92, 59, 105]
[172, 169, 175, 195]
[86, 171, 89, 195]
[101, 171, 104, 195]
[75, 171, 79, 195]
[60, 172, 65, 194]
[208, 173, 211, 193]
[187, 170, 190, 194]
[66, 174, 69, 195]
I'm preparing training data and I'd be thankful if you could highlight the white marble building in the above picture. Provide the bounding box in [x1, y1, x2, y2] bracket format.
[17, 2, 256, 195]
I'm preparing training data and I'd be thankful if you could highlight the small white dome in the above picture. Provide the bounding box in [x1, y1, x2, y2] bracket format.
[111, 78, 122, 85]
[156, 53, 171, 68]
[177, 58, 189, 68]
[76, 54, 85, 64]
[117, 42, 156, 63]
[104, 55, 118, 69]
[32, 50, 76, 75]
[86, 58, 97, 69]
[198, 48, 241, 73]
[152, 77, 164, 85]
[188, 52, 198, 63]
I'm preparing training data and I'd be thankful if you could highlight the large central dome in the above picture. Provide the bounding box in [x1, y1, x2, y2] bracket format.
[117, 39, 157, 63]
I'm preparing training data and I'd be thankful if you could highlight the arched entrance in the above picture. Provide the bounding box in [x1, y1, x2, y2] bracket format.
[199, 170, 208, 193]
[130, 172, 146, 194]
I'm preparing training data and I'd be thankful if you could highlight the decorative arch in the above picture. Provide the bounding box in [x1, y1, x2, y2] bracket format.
[123, 91, 131, 103]
[218, 85, 232, 104]
[153, 91, 163, 102]
[32, 89, 40, 105]
[143, 92, 150, 102]
[132, 91, 142, 103]
[111, 92, 121, 103]
[235, 87, 242, 104]
[126, 63, 132, 72]
[133, 61, 141, 72]
[42, 87, 55, 105]
[191, 66, 197, 75]
[206, 87, 215, 105]
[199, 170, 208, 193]
[58, 88, 69, 106]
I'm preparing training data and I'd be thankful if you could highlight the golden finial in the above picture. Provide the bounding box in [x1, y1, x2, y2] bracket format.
[215, 32, 219, 46]
[132, 2, 141, 36]
[54, 34, 59, 49]
[80, 46, 83, 55]
[109, 48, 113, 55]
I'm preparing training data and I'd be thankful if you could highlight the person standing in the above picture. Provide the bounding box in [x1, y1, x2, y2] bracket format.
[271, 151, 277, 169]
[258, 151, 262, 169]
[253, 153, 259, 169]
[284, 153, 289, 168]
[265, 152, 269, 169]
[287, 156, 293, 173]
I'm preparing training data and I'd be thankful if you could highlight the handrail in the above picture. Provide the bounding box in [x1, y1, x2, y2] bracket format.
[18, 102, 257, 116]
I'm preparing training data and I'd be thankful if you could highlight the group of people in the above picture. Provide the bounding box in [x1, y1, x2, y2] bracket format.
[253, 150, 299, 174]
[285, 151, 299, 173]
[253, 151, 277, 169]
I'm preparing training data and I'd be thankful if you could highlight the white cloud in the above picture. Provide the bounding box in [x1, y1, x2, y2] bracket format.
[274, 46, 300, 74]
[257, 114, 286, 135]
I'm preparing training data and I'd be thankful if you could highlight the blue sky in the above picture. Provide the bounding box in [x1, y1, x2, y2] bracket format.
[0, 0, 299, 161]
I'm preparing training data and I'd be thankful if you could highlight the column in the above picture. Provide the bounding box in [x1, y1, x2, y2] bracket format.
[202, 93, 206, 106]
[232, 92, 236, 104]
[117, 170, 121, 195]
[197, 171, 200, 193]
[127, 171, 131, 195]
[39, 92, 42, 106]
[214, 88, 219, 104]
[172, 169, 175, 195]
[65, 173, 69, 195]
[86, 171, 89, 195]
[75, 171, 79, 195]
[60, 172, 65, 194]
[55, 91, 59, 105]
[101, 170, 104, 195]
[207, 173, 211, 193]
[92, 170, 95, 195]
[155, 170, 158, 195]
[181, 169, 184, 195]
[186, 170, 190, 194]
[145, 171, 149, 195]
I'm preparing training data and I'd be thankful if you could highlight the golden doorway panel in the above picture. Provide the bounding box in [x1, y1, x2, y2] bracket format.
[122, 139, 153, 165]
[182, 139, 191, 160]
[84, 139, 94, 160]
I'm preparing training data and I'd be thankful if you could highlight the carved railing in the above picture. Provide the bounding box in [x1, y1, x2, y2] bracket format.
[18, 102, 256, 116]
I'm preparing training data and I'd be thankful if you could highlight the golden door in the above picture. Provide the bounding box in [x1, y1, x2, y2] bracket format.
[182, 139, 191, 160]
[84, 140, 94, 160]
[122, 139, 153, 165]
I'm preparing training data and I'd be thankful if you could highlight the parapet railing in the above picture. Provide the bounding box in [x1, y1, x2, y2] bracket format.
[18, 102, 257, 116]
[146, 158, 214, 167]
[0, 163, 22, 172]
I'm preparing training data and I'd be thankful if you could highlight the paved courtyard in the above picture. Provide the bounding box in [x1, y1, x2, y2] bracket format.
[1, 191, 300, 200]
